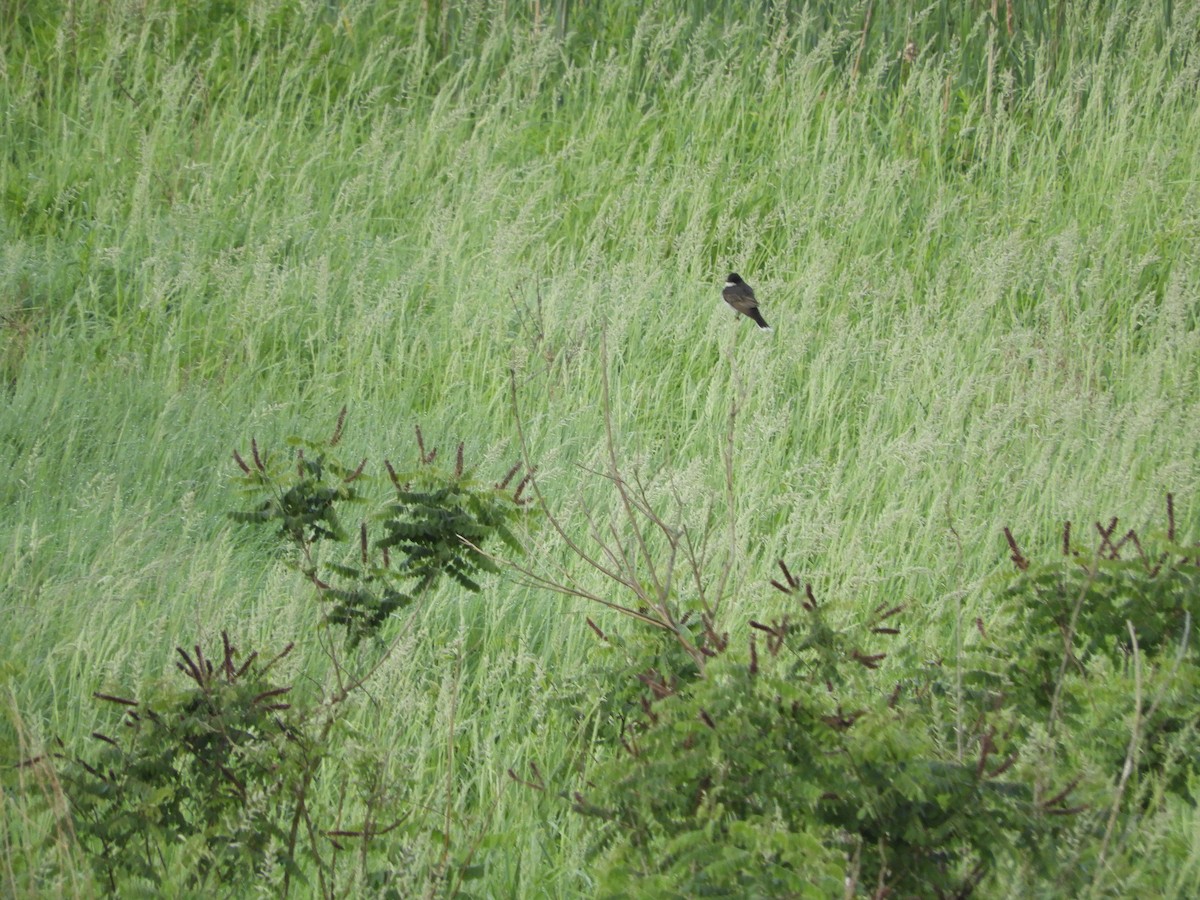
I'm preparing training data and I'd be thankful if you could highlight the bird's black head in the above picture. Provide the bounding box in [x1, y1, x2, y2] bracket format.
[726, 273, 743, 284]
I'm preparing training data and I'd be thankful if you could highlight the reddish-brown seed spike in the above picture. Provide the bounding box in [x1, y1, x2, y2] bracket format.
[1110, 528, 1134, 558]
[193, 644, 207, 682]
[455, 442, 464, 478]
[234, 650, 259, 679]
[975, 617, 987, 638]
[638, 671, 674, 699]
[251, 437, 265, 471]
[853, 650, 886, 669]
[749, 634, 759, 676]
[1002, 527, 1029, 571]
[384, 459, 401, 490]
[749, 620, 777, 635]
[988, 751, 1019, 779]
[1167, 493, 1176, 543]
[1126, 530, 1146, 562]
[382, 545, 390, 568]
[586, 617, 607, 641]
[360, 522, 368, 564]
[93, 692, 138, 706]
[345, 458, 367, 482]
[250, 686, 292, 706]
[261, 641, 295, 673]
[1133, 532, 1147, 561]
[416, 425, 437, 464]
[496, 462, 521, 490]
[699, 709, 716, 730]
[217, 762, 245, 793]
[769, 579, 793, 595]
[1062, 520, 1071, 556]
[1095, 518, 1119, 556]
[233, 449, 251, 473]
[176, 647, 201, 683]
[871, 627, 900, 635]
[331, 406, 347, 447]
[777, 559, 799, 588]
[976, 730, 995, 778]
[507, 768, 547, 791]
[221, 631, 236, 678]
[888, 683, 902, 708]
[513, 470, 534, 504]
[876, 605, 904, 621]
[804, 583, 819, 609]
[1042, 776, 1083, 810]
[91, 732, 120, 747]
[77, 759, 108, 780]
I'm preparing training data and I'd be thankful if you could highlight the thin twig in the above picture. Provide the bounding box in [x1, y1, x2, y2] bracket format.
[459, 537, 669, 629]
[600, 330, 668, 608]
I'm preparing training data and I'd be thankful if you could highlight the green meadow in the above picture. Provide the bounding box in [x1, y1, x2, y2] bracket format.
[4, 0, 1200, 895]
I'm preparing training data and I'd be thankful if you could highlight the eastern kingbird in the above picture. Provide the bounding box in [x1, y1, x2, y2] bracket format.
[722, 273, 772, 331]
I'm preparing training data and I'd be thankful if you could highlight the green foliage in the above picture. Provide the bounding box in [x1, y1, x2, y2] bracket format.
[58, 634, 308, 893]
[54, 631, 442, 898]
[230, 438, 361, 546]
[379, 480, 524, 595]
[230, 411, 530, 644]
[991, 498, 1200, 810]
[576, 565, 1074, 898]
[1000, 505, 1200, 711]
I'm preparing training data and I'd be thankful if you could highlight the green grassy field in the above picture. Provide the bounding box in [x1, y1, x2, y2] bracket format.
[4, 0, 1200, 895]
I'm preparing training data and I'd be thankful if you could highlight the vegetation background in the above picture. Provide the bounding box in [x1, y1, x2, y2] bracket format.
[3, 0, 1199, 895]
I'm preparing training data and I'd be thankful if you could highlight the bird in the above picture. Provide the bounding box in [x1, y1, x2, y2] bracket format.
[722, 273, 772, 331]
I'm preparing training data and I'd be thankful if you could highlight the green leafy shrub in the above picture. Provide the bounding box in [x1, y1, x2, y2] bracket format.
[999, 497, 1200, 713]
[573, 564, 1076, 898]
[231, 409, 530, 644]
[57, 634, 310, 892]
[993, 496, 1200, 813]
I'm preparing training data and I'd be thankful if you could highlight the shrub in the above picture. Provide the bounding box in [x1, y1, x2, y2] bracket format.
[572, 565, 1076, 898]
[230, 409, 530, 645]
[57, 634, 311, 893]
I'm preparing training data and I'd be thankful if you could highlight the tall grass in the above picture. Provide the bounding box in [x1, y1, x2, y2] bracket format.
[3, 0, 1199, 894]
